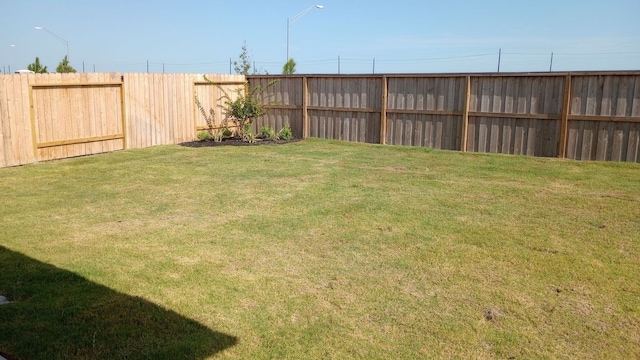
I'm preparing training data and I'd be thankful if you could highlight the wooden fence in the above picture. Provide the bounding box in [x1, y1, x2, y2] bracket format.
[1, 72, 638, 168]
[0, 73, 244, 167]
[248, 72, 640, 162]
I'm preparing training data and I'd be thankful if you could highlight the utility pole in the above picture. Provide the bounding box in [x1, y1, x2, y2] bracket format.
[497, 48, 502, 73]
[549, 52, 554, 72]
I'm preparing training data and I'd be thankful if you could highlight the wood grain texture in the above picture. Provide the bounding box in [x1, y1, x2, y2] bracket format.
[28, 73, 123, 162]
[566, 75, 640, 161]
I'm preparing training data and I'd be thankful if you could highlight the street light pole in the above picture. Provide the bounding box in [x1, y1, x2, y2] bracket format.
[35, 26, 70, 63]
[287, 5, 323, 62]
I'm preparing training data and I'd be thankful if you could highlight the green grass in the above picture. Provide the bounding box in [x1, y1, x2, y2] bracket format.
[1, 138, 639, 359]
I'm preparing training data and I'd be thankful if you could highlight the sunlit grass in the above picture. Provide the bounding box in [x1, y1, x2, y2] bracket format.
[1, 138, 639, 359]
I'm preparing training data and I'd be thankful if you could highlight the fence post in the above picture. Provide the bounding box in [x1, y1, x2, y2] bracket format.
[380, 75, 388, 144]
[461, 76, 471, 152]
[119, 74, 127, 149]
[28, 83, 39, 162]
[302, 76, 309, 139]
[192, 76, 198, 137]
[558, 74, 572, 158]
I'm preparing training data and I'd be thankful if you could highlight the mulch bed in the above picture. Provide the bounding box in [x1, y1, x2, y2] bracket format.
[180, 137, 302, 148]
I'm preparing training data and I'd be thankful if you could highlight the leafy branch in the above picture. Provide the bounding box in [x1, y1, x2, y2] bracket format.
[194, 96, 216, 136]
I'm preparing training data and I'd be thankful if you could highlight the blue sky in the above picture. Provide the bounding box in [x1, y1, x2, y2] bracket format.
[1, 0, 639, 74]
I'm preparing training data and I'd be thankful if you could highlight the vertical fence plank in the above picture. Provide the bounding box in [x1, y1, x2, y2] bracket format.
[0, 76, 10, 167]
[27, 78, 39, 162]
[558, 75, 572, 158]
[461, 76, 471, 152]
[302, 76, 309, 138]
[176, 74, 186, 143]
[380, 76, 388, 144]
[141, 73, 149, 148]
[490, 77, 502, 153]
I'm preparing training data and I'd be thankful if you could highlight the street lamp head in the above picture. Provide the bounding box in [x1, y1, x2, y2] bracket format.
[34, 26, 70, 62]
[287, 4, 324, 62]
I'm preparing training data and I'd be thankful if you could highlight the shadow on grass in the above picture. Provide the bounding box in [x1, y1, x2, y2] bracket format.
[0, 246, 237, 360]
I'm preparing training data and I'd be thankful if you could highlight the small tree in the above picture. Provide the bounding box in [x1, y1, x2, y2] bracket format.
[233, 42, 252, 76]
[194, 96, 216, 136]
[214, 78, 279, 142]
[56, 55, 76, 73]
[282, 59, 296, 74]
[27, 57, 48, 73]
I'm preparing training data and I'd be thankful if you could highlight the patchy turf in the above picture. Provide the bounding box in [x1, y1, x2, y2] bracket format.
[1, 138, 638, 359]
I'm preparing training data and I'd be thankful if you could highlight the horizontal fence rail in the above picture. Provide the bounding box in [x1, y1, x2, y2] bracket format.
[248, 72, 640, 162]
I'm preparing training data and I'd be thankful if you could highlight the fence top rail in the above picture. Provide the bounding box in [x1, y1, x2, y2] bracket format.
[248, 70, 640, 79]
[2, 71, 637, 81]
[30, 81, 123, 88]
[193, 81, 246, 85]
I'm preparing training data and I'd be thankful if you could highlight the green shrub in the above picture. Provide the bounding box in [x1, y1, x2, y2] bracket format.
[195, 97, 215, 136]
[197, 131, 211, 140]
[260, 125, 273, 137]
[279, 123, 293, 140]
[222, 127, 233, 138]
[260, 125, 279, 141]
[245, 128, 256, 144]
[212, 130, 224, 142]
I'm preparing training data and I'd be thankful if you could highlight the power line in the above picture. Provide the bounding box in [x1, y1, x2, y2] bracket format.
[69, 49, 640, 69]
[6, 49, 637, 75]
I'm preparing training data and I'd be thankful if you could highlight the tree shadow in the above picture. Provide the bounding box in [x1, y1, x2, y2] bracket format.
[0, 246, 237, 360]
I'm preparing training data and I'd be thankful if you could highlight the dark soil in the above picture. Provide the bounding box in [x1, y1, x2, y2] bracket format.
[180, 137, 301, 148]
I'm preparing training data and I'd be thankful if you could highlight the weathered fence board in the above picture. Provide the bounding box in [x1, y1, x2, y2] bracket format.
[386, 76, 464, 148]
[466, 76, 564, 157]
[250, 76, 383, 143]
[250, 77, 304, 138]
[309, 110, 380, 143]
[306, 76, 382, 144]
[566, 74, 640, 161]
[249, 72, 639, 162]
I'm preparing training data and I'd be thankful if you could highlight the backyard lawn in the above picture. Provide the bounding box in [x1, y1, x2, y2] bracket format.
[0, 138, 639, 359]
